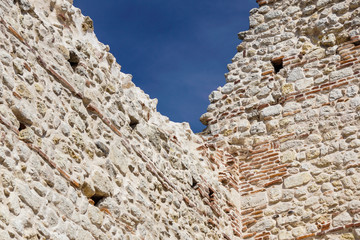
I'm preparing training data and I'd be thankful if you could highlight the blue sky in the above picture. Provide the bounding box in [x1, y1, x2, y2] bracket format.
[74, 0, 258, 133]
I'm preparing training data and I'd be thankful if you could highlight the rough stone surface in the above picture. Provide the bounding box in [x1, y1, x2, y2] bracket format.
[0, 0, 359, 239]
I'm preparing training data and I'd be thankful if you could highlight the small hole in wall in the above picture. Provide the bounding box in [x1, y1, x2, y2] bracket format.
[191, 177, 198, 189]
[18, 122, 26, 131]
[90, 195, 105, 206]
[208, 187, 214, 200]
[68, 50, 80, 68]
[129, 116, 139, 130]
[271, 58, 284, 74]
[354, 40, 360, 46]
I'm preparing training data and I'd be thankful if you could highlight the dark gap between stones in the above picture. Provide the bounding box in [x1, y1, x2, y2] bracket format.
[191, 177, 198, 188]
[208, 187, 214, 200]
[90, 195, 105, 207]
[129, 116, 139, 130]
[68, 50, 80, 68]
[18, 122, 26, 131]
[271, 58, 283, 74]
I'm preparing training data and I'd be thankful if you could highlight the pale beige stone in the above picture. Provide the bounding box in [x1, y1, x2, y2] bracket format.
[284, 172, 312, 188]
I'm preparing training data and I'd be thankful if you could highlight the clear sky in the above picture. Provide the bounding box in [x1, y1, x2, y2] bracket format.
[74, 0, 258, 133]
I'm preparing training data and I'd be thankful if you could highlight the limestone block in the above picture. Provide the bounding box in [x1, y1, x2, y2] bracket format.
[342, 126, 357, 137]
[264, 10, 283, 21]
[76, 228, 94, 239]
[349, 139, 360, 148]
[237, 119, 250, 132]
[208, 90, 222, 103]
[332, 2, 348, 14]
[287, 68, 305, 82]
[321, 182, 333, 192]
[18, 0, 33, 11]
[19, 128, 35, 143]
[82, 179, 96, 198]
[330, 68, 353, 81]
[292, 226, 306, 238]
[15, 180, 43, 213]
[346, 85, 359, 97]
[91, 168, 113, 197]
[332, 211, 352, 227]
[306, 148, 320, 160]
[15, 83, 33, 100]
[240, 192, 267, 209]
[303, 5, 316, 15]
[0, 205, 10, 225]
[250, 122, 266, 135]
[283, 102, 301, 113]
[33, 182, 48, 197]
[280, 140, 303, 151]
[0, 50, 12, 66]
[350, 0, 360, 9]
[54, 195, 74, 218]
[275, 202, 293, 214]
[0, 230, 11, 240]
[281, 189, 294, 201]
[308, 48, 326, 60]
[13, 58, 24, 75]
[295, 78, 313, 91]
[258, 86, 272, 99]
[355, 228, 360, 239]
[88, 204, 104, 227]
[199, 112, 211, 125]
[45, 208, 59, 227]
[317, 0, 332, 7]
[307, 134, 322, 144]
[109, 146, 130, 176]
[322, 33, 337, 47]
[266, 119, 279, 132]
[246, 86, 260, 97]
[281, 150, 296, 163]
[249, 218, 275, 232]
[82, 16, 94, 32]
[329, 88, 343, 101]
[221, 82, 234, 94]
[260, 105, 282, 119]
[279, 230, 292, 240]
[342, 176, 356, 190]
[284, 172, 312, 188]
[8, 192, 21, 215]
[305, 196, 318, 207]
[95, 141, 109, 157]
[2, 74, 14, 90]
[268, 187, 282, 203]
[314, 173, 330, 184]
[11, 101, 35, 125]
[282, 83, 294, 94]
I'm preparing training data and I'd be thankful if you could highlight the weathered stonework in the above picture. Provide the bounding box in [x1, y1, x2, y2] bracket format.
[0, 0, 359, 239]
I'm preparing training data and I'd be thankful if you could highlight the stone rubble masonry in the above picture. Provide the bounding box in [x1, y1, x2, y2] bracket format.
[0, 0, 359, 239]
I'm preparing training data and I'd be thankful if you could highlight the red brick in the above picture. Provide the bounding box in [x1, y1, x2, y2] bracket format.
[261, 70, 274, 76]
[8, 25, 25, 43]
[243, 232, 257, 239]
[296, 233, 316, 240]
[264, 178, 283, 187]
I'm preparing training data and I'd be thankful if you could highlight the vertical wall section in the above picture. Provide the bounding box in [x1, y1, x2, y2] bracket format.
[1, 0, 360, 240]
[199, 0, 360, 239]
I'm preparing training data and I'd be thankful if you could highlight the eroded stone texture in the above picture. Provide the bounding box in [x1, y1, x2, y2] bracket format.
[0, 0, 359, 239]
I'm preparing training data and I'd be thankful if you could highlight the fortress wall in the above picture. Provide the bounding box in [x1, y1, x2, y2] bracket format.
[199, 0, 360, 239]
[0, 0, 241, 239]
[0, 0, 360, 239]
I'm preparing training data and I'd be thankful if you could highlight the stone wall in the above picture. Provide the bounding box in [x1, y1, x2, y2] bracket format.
[0, 0, 240, 239]
[0, 0, 360, 239]
[199, 0, 360, 239]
